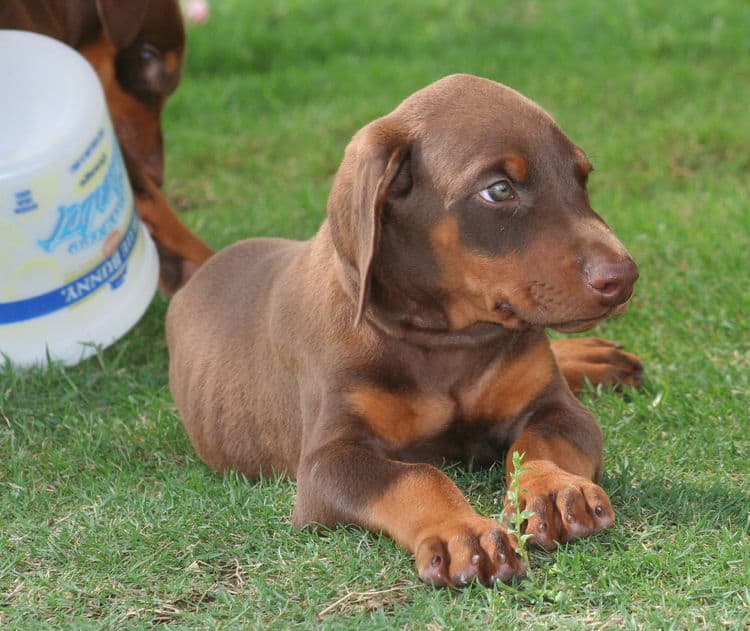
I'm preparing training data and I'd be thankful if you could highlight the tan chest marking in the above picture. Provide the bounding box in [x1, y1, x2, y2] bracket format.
[346, 386, 456, 447]
[460, 341, 556, 420]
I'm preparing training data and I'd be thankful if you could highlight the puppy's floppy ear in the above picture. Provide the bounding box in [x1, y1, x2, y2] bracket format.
[96, 0, 149, 49]
[328, 118, 411, 326]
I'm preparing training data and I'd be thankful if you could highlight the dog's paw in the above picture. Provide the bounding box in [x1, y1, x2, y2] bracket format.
[414, 516, 526, 588]
[550, 337, 643, 394]
[508, 461, 615, 550]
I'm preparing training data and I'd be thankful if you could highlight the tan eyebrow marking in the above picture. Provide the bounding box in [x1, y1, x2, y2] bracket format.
[573, 146, 593, 177]
[503, 153, 528, 182]
[164, 51, 180, 74]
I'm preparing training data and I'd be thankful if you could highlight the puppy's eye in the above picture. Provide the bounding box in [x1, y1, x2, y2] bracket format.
[140, 44, 161, 64]
[479, 180, 515, 203]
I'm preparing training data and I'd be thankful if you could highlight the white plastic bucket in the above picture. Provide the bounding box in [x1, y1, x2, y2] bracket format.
[0, 30, 159, 367]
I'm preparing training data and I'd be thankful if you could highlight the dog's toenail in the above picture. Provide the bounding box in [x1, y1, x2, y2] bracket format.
[495, 301, 513, 313]
[453, 570, 474, 587]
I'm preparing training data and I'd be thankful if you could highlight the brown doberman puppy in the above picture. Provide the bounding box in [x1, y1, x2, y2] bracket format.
[0, 0, 213, 293]
[167, 74, 643, 587]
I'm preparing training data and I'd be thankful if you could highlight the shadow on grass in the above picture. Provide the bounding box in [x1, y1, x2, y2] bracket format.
[612, 474, 748, 530]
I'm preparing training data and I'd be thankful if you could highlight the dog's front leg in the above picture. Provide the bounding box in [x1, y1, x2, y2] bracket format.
[505, 400, 616, 550]
[293, 440, 525, 587]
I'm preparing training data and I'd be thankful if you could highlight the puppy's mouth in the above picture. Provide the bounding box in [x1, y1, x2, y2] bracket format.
[548, 315, 609, 334]
[493, 300, 629, 333]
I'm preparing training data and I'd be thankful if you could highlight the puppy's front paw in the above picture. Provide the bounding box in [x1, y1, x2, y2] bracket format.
[414, 516, 526, 588]
[551, 337, 644, 394]
[508, 461, 615, 550]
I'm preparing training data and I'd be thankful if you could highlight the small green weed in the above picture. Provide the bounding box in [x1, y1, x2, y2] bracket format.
[501, 451, 536, 571]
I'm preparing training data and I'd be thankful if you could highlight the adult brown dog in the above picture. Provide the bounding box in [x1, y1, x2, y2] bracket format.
[167, 75, 643, 587]
[0, 0, 213, 293]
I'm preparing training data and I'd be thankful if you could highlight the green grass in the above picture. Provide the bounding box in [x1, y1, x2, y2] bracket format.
[2, 0, 749, 627]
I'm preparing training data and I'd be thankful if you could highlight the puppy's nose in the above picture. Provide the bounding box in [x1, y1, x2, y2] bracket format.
[585, 258, 639, 306]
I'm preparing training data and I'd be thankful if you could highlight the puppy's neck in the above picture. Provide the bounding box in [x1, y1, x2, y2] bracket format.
[330, 256, 518, 350]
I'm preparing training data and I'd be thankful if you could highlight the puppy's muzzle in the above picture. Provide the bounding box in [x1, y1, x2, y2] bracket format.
[584, 257, 639, 308]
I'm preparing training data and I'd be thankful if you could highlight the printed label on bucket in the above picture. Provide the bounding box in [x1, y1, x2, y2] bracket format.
[0, 213, 138, 324]
[0, 120, 135, 324]
[38, 142, 127, 256]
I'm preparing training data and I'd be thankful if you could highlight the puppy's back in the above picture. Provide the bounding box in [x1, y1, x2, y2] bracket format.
[167, 237, 306, 477]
